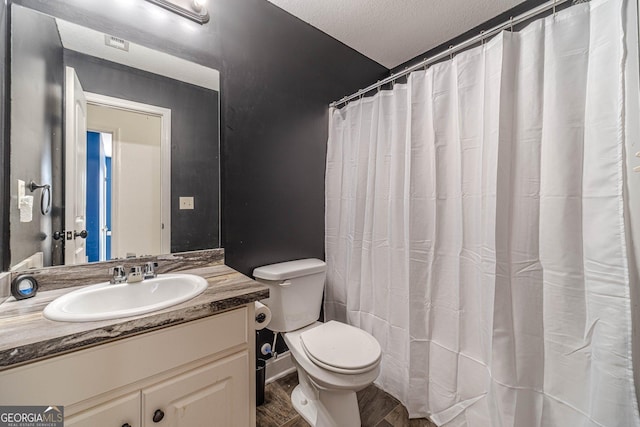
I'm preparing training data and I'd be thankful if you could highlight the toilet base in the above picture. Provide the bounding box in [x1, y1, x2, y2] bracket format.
[292, 385, 318, 425]
[291, 367, 362, 427]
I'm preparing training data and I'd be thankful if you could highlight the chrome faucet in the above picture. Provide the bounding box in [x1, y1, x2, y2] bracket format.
[128, 266, 144, 283]
[143, 262, 158, 280]
[109, 262, 158, 284]
[110, 265, 127, 284]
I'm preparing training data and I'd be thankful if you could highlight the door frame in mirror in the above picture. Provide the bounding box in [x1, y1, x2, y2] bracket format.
[84, 92, 172, 258]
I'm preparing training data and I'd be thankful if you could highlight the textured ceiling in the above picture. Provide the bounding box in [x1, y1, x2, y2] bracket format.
[266, 0, 528, 68]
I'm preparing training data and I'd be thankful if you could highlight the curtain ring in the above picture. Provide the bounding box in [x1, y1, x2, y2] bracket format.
[510, 16, 514, 32]
[553, 0, 557, 17]
[480, 30, 486, 45]
[423, 59, 428, 71]
[449, 45, 454, 60]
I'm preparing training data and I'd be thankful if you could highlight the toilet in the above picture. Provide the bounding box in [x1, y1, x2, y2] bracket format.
[253, 258, 381, 427]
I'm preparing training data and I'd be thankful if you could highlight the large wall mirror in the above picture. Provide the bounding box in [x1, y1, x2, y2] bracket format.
[8, 4, 220, 270]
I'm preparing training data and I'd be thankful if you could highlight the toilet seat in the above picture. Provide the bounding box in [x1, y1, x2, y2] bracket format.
[299, 321, 381, 375]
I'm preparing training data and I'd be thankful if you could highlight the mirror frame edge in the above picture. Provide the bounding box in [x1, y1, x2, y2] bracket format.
[1, 1, 12, 272]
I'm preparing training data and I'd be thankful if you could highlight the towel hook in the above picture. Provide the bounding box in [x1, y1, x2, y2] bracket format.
[28, 181, 51, 215]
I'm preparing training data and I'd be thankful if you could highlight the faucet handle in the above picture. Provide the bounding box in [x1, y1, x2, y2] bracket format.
[110, 265, 127, 284]
[143, 262, 158, 279]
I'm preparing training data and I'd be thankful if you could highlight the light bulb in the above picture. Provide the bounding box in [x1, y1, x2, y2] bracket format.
[192, 0, 206, 12]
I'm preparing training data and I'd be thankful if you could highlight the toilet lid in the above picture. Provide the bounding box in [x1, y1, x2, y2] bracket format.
[299, 321, 381, 375]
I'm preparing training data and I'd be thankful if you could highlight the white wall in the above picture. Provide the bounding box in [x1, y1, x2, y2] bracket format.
[87, 104, 162, 259]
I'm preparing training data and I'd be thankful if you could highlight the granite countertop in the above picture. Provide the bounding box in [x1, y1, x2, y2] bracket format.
[0, 264, 268, 371]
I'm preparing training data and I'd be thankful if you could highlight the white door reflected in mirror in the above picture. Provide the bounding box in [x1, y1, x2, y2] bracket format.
[64, 67, 88, 265]
[64, 67, 171, 265]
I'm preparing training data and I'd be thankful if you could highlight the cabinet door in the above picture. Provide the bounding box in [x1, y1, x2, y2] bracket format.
[142, 351, 250, 427]
[65, 392, 140, 427]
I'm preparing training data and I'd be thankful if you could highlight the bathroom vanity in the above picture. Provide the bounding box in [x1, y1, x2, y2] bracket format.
[0, 255, 268, 426]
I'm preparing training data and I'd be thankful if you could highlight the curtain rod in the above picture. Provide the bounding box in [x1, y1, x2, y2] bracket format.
[330, 0, 573, 108]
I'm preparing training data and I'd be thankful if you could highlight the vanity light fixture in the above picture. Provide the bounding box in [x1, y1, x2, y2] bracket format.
[144, 0, 209, 24]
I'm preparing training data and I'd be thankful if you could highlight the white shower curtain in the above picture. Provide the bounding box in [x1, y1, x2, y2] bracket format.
[324, 0, 640, 425]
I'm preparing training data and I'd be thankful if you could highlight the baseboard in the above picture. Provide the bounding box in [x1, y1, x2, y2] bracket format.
[265, 351, 296, 384]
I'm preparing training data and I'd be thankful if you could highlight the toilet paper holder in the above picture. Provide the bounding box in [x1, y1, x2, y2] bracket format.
[28, 181, 51, 215]
[254, 301, 272, 331]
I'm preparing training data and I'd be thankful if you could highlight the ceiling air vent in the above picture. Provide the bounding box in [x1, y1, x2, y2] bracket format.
[104, 35, 130, 52]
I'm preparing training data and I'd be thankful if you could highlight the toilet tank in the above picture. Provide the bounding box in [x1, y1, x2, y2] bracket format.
[253, 259, 326, 332]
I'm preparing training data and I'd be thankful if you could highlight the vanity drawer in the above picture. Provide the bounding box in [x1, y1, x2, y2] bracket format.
[64, 392, 140, 427]
[0, 307, 249, 406]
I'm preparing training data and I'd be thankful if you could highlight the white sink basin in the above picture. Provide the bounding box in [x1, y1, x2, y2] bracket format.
[43, 273, 209, 322]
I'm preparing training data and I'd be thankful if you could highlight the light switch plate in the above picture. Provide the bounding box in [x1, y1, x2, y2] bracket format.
[17, 179, 25, 204]
[179, 197, 194, 210]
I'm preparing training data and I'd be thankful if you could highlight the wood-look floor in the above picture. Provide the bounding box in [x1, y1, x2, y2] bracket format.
[256, 372, 437, 427]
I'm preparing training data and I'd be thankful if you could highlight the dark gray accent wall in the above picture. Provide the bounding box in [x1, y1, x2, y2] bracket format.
[216, 0, 387, 275]
[63, 50, 220, 252]
[9, 5, 63, 267]
[1, 0, 388, 272]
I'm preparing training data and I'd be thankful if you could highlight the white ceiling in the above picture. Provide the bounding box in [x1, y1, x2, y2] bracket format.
[266, 0, 528, 69]
[56, 18, 219, 91]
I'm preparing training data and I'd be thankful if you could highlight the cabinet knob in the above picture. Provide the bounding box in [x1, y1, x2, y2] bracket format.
[122, 424, 131, 427]
[152, 409, 165, 422]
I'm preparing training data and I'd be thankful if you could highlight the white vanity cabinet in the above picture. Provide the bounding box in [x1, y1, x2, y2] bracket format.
[0, 306, 256, 427]
[141, 351, 250, 426]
